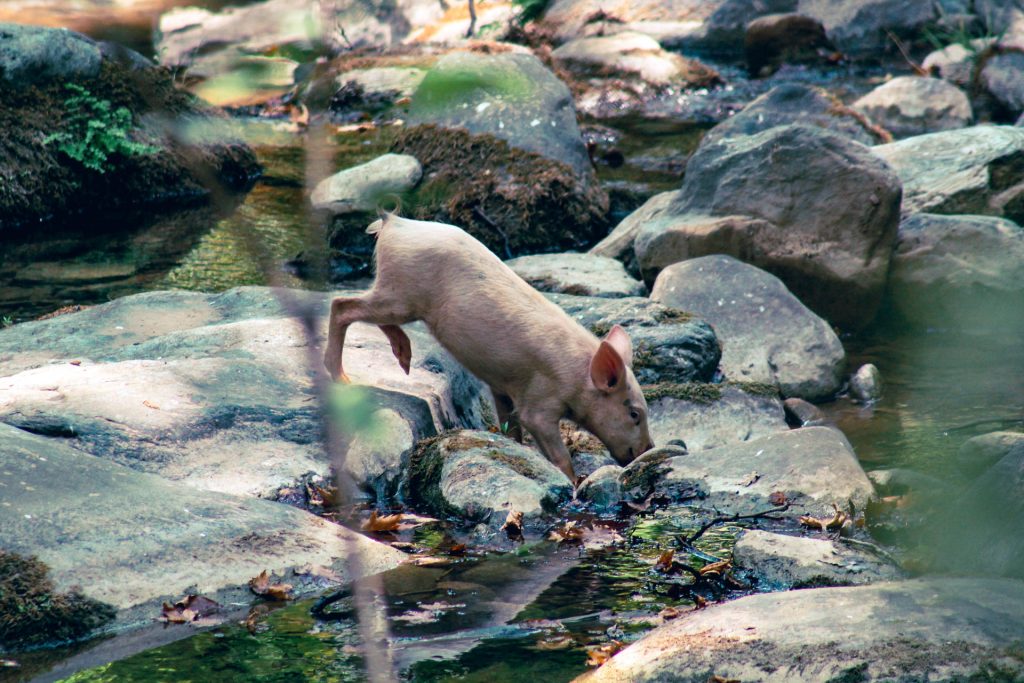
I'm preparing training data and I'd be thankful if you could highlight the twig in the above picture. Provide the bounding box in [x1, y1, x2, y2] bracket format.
[885, 29, 928, 75]
[837, 537, 902, 567]
[466, 0, 477, 38]
[679, 504, 790, 546]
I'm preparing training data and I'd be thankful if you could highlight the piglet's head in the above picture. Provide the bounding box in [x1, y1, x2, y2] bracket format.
[584, 325, 654, 466]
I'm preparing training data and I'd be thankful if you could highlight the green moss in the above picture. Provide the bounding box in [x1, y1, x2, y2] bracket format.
[0, 550, 116, 648]
[404, 431, 493, 517]
[391, 124, 608, 257]
[589, 322, 612, 338]
[727, 380, 781, 397]
[643, 382, 723, 404]
[485, 449, 545, 480]
[409, 64, 533, 119]
[632, 341, 657, 370]
[620, 450, 673, 498]
[654, 307, 694, 324]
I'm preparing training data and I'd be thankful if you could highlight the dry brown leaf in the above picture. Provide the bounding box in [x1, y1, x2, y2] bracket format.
[160, 602, 194, 624]
[548, 520, 585, 543]
[708, 675, 740, 683]
[447, 543, 467, 556]
[799, 504, 848, 532]
[659, 606, 683, 620]
[249, 570, 293, 600]
[698, 559, 732, 577]
[586, 641, 623, 667]
[501, 509, 524, 540]
[69, 360, 81, 366]
[693, 595, 708, 610]
[769, 491, 788, 506]
[159, 594, 221, 624]
[655, 549, 675, 572]
[309, 483, 341, 508]
[142, 400, 160, 410]
[362, 510, 402, 532]
[738, 471, 760, 487]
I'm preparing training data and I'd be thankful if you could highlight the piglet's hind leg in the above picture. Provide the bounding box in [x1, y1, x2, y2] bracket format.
[379, 324, 412, 374]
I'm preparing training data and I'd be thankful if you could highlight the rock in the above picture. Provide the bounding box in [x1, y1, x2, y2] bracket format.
[644, 383, 787, 453]
[551, 32, 720, 87]
[744, 13, 832, 76]
[0, 25, 259, 232]
[405, 430, 572, 525]
[922, 39, 988, 87]
[733, 530, 902, 588]
[336, 66, 427, 99]
[796, 0, 937, 54]
[538, 0, 799, 54]
[589, 190, 680, 265]
[620, 426, 874, 516]
[391, 51, 609, 259]
[547, 293, 721, 384]
[701, 83, 887, 147]
[849, 363, 882, 402]
[504, 253, 645, 298]
[853, 76, 972, 138]
[650, 256, 846, 401]
[0, 423, 405, 617]
[0, 22, 101, 87]
[976, 0, 1024, 37]
[577, 464, 624, 509]
[782, 397, 826, 427]
[867, 467, 947, 495]
[635, 213, 776, 278]
[646, 124, 902, 329]
[311, 154, 422, 213]
[571, 449, 617, 479]
[407, 51, 593, 182]
[981, 50, 1024, 119]
[956, 430, 1024, 477]
[872, 125, 1024, 221]
[0, 287, 490, 497]
[577, 577, 1024, 682]
[887, 213, 1024, 330]
[932, 443, 1024, 578]
[342, 408, 415, 501]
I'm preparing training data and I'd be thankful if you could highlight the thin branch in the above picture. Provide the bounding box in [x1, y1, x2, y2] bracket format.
[679, 504, 790, 547]
[466, 0, 477, 38]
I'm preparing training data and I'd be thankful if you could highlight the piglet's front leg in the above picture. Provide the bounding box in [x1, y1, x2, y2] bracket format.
[520, 411, 577, 487]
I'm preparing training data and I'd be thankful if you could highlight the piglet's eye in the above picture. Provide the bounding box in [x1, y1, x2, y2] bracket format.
[630, 409, 640, 422]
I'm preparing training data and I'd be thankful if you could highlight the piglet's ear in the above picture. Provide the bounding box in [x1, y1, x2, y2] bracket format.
[591, 340, 626, 393]
[604, 324, 633, 368]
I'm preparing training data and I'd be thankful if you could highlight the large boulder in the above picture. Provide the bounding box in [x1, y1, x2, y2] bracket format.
[589, 189, 680, 265]
[645, 382, 787, 453]
[744, 13, 833, 76]
[650, 256, 845, 401]
[391, 51, 609, 257]
[795, 0, 937, 54]
[887, 213, 1024, 330]
[620, 426, 874, 516]
[0, 287, 490, 498]
[0, 423, 405, 618]
[872, 125, 1024, 222]
[702, 83, 887, 147]
[578, 577, 1024, 682]
[405, 430, 573, 526]
[504, 253, 645, 298]
[551, 32, 720, 87]
[0, 24, 259, 233]
[853, 76, 972, 139]
[956, 430, 1024, 477]
[641, 124, 902, 330]
[547, 293, 721, 384]
[311, 153, 422, 213]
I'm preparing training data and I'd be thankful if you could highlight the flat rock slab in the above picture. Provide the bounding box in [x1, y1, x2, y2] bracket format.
[872, 125, 1024, 221]
[650, 255, 845, 401]
[733, 530, 902, 588]
[0, 287, 488, 497]
[621, 426, 874, 516]
[645, 383, 787, 453]
[0, 424, 405, 615]
[578, 577, 1024, 682]
[505, 253, 644, 298]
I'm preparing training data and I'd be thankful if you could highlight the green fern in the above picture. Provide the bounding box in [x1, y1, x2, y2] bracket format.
[44, 83, 157, 173]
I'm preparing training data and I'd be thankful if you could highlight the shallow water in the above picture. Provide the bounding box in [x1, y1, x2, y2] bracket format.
[2, 6, 1023, 682]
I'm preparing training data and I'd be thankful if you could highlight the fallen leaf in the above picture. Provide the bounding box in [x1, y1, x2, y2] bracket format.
[159, 594, 221, 624]
[142, 400, 160, 410]
[501, 509, 524, 540]
[160, 602, 194, 624]
[447, 543, 467, 556]
[249, 570, 293, 600]
[769, 491, 788, 506]
[548, 520, 584, 543]
[586, 641, 623, 667]
[799, 504, 848, 532]
[699, 560, 732, 577]
[69, 360, 81, 366]
[708, 675, 740, 683]
[395, 96, 412, 106]
[655, 549, 675, 572]
[308, 483, 341, 508]
[693, 595, 708, 610]
[362, 510, 402, 533]
[738, 471, 760, 487]
[659, 606, 683, 620]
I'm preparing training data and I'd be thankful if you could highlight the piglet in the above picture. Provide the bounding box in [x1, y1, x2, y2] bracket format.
[323, 214, 654, 481]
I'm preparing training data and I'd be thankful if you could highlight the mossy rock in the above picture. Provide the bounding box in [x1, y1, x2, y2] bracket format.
[0, 26, 259, 235]
[405, 430, 572, 525]
[0, 550, 116, 648]
[619, 445, 689, 501]
[389, 124, 609, 257]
